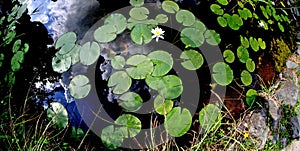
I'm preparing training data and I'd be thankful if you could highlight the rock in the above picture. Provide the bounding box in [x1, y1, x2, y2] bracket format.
[290, 116, 300, 139]
[283, 140, 300, 151]
[275, 81, 298, 107]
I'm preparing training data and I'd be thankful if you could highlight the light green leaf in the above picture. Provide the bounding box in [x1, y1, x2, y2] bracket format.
[240, 36, 249, 48]
[111, 55, 125, 70]
[162, 1, 179, 14]
[16, 3, 27, 19]
[79, 42, 100, 65]
[94, 25, 117, 43]
[164, 107, 192, 137]
[11, 51, 25, 71]
[257, 38, 266, 50]
[278, 22, 284, 32]
[212, 62, 233, 86]
[210, 4, 224, 15]
[249, 37, 259, 52]
[199, 104, 221, 131]
[148, 50, 173, 76]
[217, 0, 228, 5]
[180, 49, 203, 70]
[154, 95, 173, 115]
[217, 16, 227, 27]
[101, 125, 124, 150]
[12, 39, 22, 53]
[176, 10, 195, 26]
[52, 54, 72, 73]
[129, 0, 144, 6]
[108, 71, 132, 94]
[126, 55, 153, 79]
[69, 75, 91, 99]
[155, 14, 168, 24]
[146, 75, 183, 99]
[119, 92, 143, 112]
[204, 30, 221, 46]
[55, 32, 77, 49]
[129, 7, 149, 21]
[241, 70, 252, 86]
[21, 43, 29, 53]
[192, 20, 206, 33]
[246, 58, 255, 72]
[130, 24, 152, 45]
[104, 13, 127, 34]
[115, 114, 142, 138]
[47, 102, 68, 130]
[237, 46, 249, 63]
[180, 27, 205, 48]
[223, 49, 235, 63]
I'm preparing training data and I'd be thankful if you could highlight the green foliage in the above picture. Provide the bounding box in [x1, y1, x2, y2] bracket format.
[180, 28, 205, 48]
[237, 46, 249, 63]
[212, 62, 233, 86]
[94, 25, 117, 43]
[154, 95, 173, 115]
[129, 0, 144, 7]
[79, 42, 100, 65]
[180, 49, 204, 70]
[68, 75, 91, 99]
[118, 92, 143, 112]
[111, 55, 125, 70]
[199, 104, 221, 131]
[164, 107, 192, 137]
[162, 1, 179, 14]
[114, 114, 142, 138]
[176, 10, 196, 26]
[246, 58, 255, 72]
[245, 89, 258, 107]
[148, 50, 173, 76]
[223, 49, 235, 63]
[204, 30, 221, 46]
[155, 14, 168, 24]
[108, 71, 132, 94]
[240, 70, 252, 86]
[125, 54, 153, 79]
[129, 7, 149, 21]
[130, 24, 152, 45]
[217, 0, 228, 6]
[101, 125, 124, 150]
[104, 13, 127, 34]
[210, 4, 224, 16]
[47, 102, 69, 130]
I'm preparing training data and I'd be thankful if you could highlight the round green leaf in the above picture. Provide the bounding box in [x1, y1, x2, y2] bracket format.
[257, 38, 266, 50]
[104, 13, 127, 34]
[69, 75, 91, 99]
[210, 4, 224, 15]
[130, 24, 152, 45]
[232, 14, 243, 26]
[240, 36, 249, 48]
[246, 58, 255, 72]
[212, 62, 233, 86]
[146, 75, 183, 99]
[125, 55, 153, 79]
[217, 16, 227, 27]
[118, 92, 143, 112]
[11, 51, 24, 72]
[155, 14, 168, 24]
[47, 102, 68, 130]
[101, 125, 124, 150]
[217, 0, 228, 5]
[199, 104, 221, 131]
[238, 9, 247, 20]
[227, 14, 242, 30]
[127, 18, 158, 30]
[111, 55, 125, 70]
[148, 50, 173, 76]
[244, 8, 252, 18]
[154, 95, 173, 115]
[249, 37, 259, 52]
[115, 114, 142, 138]
[192, 20, 206, 33]
[162, 1, 179, 14]
[129, 0, 144, 6]
[164, 107, 192, 137]
[52, 54, 72, 73]
[94, 25, 117, 43]
[66, 44, 81, 65]
[204, 30, 221, 46]
[55, 32, 77, 49]
[129, 7, 149, 21]
[237, 46, 249, 63]
[246, 89, 258, 107]
[58, 43, 76, 55]
[79, 42, 100, 65]
[180, 28, 205, 48]
[180, 49, 204, 70]
[12, 39, 21, 53]
[223, 49, 235, 63]
[241, 70, 252, 86]
[176, 10, 195, 26]
[108, 71, 132, 94]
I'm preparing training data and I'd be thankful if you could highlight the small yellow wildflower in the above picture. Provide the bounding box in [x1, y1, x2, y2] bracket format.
[244, 132, 249, 138]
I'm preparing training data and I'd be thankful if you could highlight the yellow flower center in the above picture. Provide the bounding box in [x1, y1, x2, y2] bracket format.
[155, 30, 161, 35]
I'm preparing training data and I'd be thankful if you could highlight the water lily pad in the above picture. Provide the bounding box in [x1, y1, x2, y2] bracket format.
[101, 125, 124, 150]
[12, 39, 21, 53]
[115, 114, 142, 138]
[129, 7, 149, 21]
[111, 55, 125, 70]
[47, 102, 68, 130]
[176, 10, 195, 26]
[249, 37, 259, 52]
[246, 89, 258, 107]
[240, 36, 249, 48]
[148, 50, 173, 76]
[155, 14, 168, 24]
[210, 4, 224, 15]
[237, 46, 249, 63]
[66, 44, 81, 65]
[11, 51, 24, 71]
[180, 49, 204, 70]
[21, 43, 29, 53]
[227, 14, 243, 30]
[69, 75, 91, 99]
[217, 0, 228, 5]
[104, 13, 127, 34]
[192, 20, 206, 33]
[154, 95, 173, 115]
[146, 75, 183, 99]
[130, 24, 152, 45]
[162, 1, 179, 14]
[126, 55, 153, 79]
[129, 0, 144, 6]
[223, 49, 235, 63]
[79, 42, 100, 65]
[238, 9, 247, 20]
[257, 38, 266, 50]
[180, 27, 205, 48]
[17, 3, 27, 19]
[94, 25, 117, 43]
[217, 16, 227, 27]
[55, 32, 77, 49]
[212, 62, 233, 86]
[127, 18, 158, 30]
[52, 54, 72, 73]
[199, 104, 221, 131]
[246, 58, 255, 72]
[204, 30, 221, 46]
[118, 92, 143, 112]
[164, 107, 192, 137]
[108, 71, 132, 94]
[240, 70, 252, 86]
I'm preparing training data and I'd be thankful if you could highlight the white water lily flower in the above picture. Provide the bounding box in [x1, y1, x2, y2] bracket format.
[258, 21, 264, 28]
[151, 27, 165, 42]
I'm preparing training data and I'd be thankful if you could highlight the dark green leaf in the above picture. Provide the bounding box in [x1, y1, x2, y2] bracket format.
[12, 39, 21, 53]
[246, 89, 258, 107]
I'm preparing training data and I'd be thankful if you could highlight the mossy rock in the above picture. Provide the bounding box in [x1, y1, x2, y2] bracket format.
[271, 38, 291, 72]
